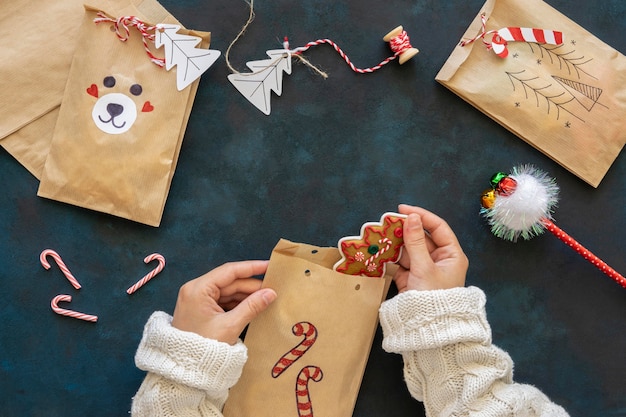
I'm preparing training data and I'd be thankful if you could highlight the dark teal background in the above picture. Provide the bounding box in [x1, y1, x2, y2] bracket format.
[1, 0, 625, 416]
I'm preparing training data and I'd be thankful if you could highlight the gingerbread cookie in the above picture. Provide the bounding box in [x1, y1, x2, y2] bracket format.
[333, 212, 407, 277]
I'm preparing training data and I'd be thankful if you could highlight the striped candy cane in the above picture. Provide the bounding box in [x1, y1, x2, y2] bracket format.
[491, 27, 563, 58]
[461, 13, 563, 58]
[295, 366, 324, 417]
[272, 322, 318, 378]
[40, 249, 82, 290]
[126, 253, 166, 295]
[364, 238, 393, 268]
[51, 294, 98, 323]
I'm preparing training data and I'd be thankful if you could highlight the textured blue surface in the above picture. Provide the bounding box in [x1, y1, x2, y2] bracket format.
[1, 0, 625, 416]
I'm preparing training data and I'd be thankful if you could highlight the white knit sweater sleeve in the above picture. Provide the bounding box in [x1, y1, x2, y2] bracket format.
[379, 287, 570, 417]
[131, 311, 247, 417]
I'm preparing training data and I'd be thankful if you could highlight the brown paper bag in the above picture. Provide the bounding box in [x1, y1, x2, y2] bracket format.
[436, 0, 626, 188]
[0, 0, 85, 141]
[223, 239, 394, 417]
[0, 0, 149, 178]
[36, 4, 210, 226]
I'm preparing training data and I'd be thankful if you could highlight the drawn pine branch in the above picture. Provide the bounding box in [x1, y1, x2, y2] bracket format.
[227, 50, 292, 115]
[506, 70, 584, 122]
[527, 43, 596, 80]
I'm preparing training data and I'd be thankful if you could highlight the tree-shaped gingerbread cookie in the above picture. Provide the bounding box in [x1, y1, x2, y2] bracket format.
[333, 213, 407, 277]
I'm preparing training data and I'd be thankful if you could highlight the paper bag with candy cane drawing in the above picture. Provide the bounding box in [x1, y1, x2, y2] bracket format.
[37, 4, 219, 226]
[223, 239, 394, 417]
[435, 0, 626, 188]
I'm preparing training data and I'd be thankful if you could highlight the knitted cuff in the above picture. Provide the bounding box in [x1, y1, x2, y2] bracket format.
[135, 311, 248, 393]
[379, 286, 491, 353]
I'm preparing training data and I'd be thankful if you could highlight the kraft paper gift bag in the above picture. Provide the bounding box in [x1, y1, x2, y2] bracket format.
[436, 0, 626, 188]
[0, 0, 145, 178]
[37, 3, 216, 226]
[0, 0, 85, 178]
[0, 0, 85, 142]
[223, 239, 394, 417]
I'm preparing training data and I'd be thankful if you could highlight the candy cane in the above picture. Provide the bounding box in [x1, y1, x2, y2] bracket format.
[295, 366, 323, 417]
[50, 294, 98, 323]
[364, 238, 393, 267]
[40, 249, 82, 290]
[126, 253, 166, 294]
[460, 13, 563, 58]
[272, 322, 318, 378]
[491, 27, 563, 58]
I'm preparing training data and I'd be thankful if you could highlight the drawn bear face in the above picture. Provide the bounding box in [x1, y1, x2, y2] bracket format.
[87, 76, 154, 134]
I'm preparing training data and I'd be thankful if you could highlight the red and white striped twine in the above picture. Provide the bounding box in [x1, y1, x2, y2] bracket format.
[51, 294, 98, 323]
[94, 12, 165, 67]
[289, 30, 415, 74]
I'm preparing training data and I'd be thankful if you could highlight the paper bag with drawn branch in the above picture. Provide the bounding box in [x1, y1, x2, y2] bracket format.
[36, 4, 218, 226]
[436, 0, 626, 188]
[223, 239, 394, 417]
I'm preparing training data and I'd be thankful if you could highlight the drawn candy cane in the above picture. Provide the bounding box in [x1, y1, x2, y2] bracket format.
[272, 322, 318, 378]
[126, 253, 166, 294]
[295, 366, 323, 417]
[51, 294, 98, 323]
[40, 249, 82, 290]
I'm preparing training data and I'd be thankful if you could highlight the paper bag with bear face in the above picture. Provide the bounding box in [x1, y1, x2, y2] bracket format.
[223, 239, 394, 417]
[37, 5, 213, 226]
[436, 0, 626, 188]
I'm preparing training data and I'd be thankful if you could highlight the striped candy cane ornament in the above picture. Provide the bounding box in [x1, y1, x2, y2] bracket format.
[272, 322, 318, 378]
[295, 366, 324, 417]
[461, 13, 563, 58]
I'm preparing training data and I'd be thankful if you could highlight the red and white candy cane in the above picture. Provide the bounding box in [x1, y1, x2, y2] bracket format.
[543, 219, 626, 289]
[40, 249, 82, 290]
[364, 237, 393, 271]
[51, 294, 98, 323]
[272, 322, 318, 378]
[126, 253, 166, 295]
[461, 13, 563, 58]
[94, 12, 165, 67]
[295, 366, 324, 417]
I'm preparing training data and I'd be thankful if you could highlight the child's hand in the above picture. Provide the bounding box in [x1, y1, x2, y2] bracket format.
[171, 260, 277, 345]
[394, 205, 468, 292]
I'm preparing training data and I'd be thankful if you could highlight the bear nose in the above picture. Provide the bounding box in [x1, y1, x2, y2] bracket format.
[106, 103, 124, 117]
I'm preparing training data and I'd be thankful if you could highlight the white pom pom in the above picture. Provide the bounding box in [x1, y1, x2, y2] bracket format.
[482, 165, 559, 241]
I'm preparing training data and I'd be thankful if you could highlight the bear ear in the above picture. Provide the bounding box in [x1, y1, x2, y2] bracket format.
[87, 84, 98, 98]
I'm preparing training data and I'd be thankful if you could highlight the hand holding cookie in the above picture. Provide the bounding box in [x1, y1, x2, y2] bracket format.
[393, 205, 468, 292]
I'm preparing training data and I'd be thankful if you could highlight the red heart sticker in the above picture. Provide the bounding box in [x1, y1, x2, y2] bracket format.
[142, 101, 154, 112]
[86, 84, 98, 98]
